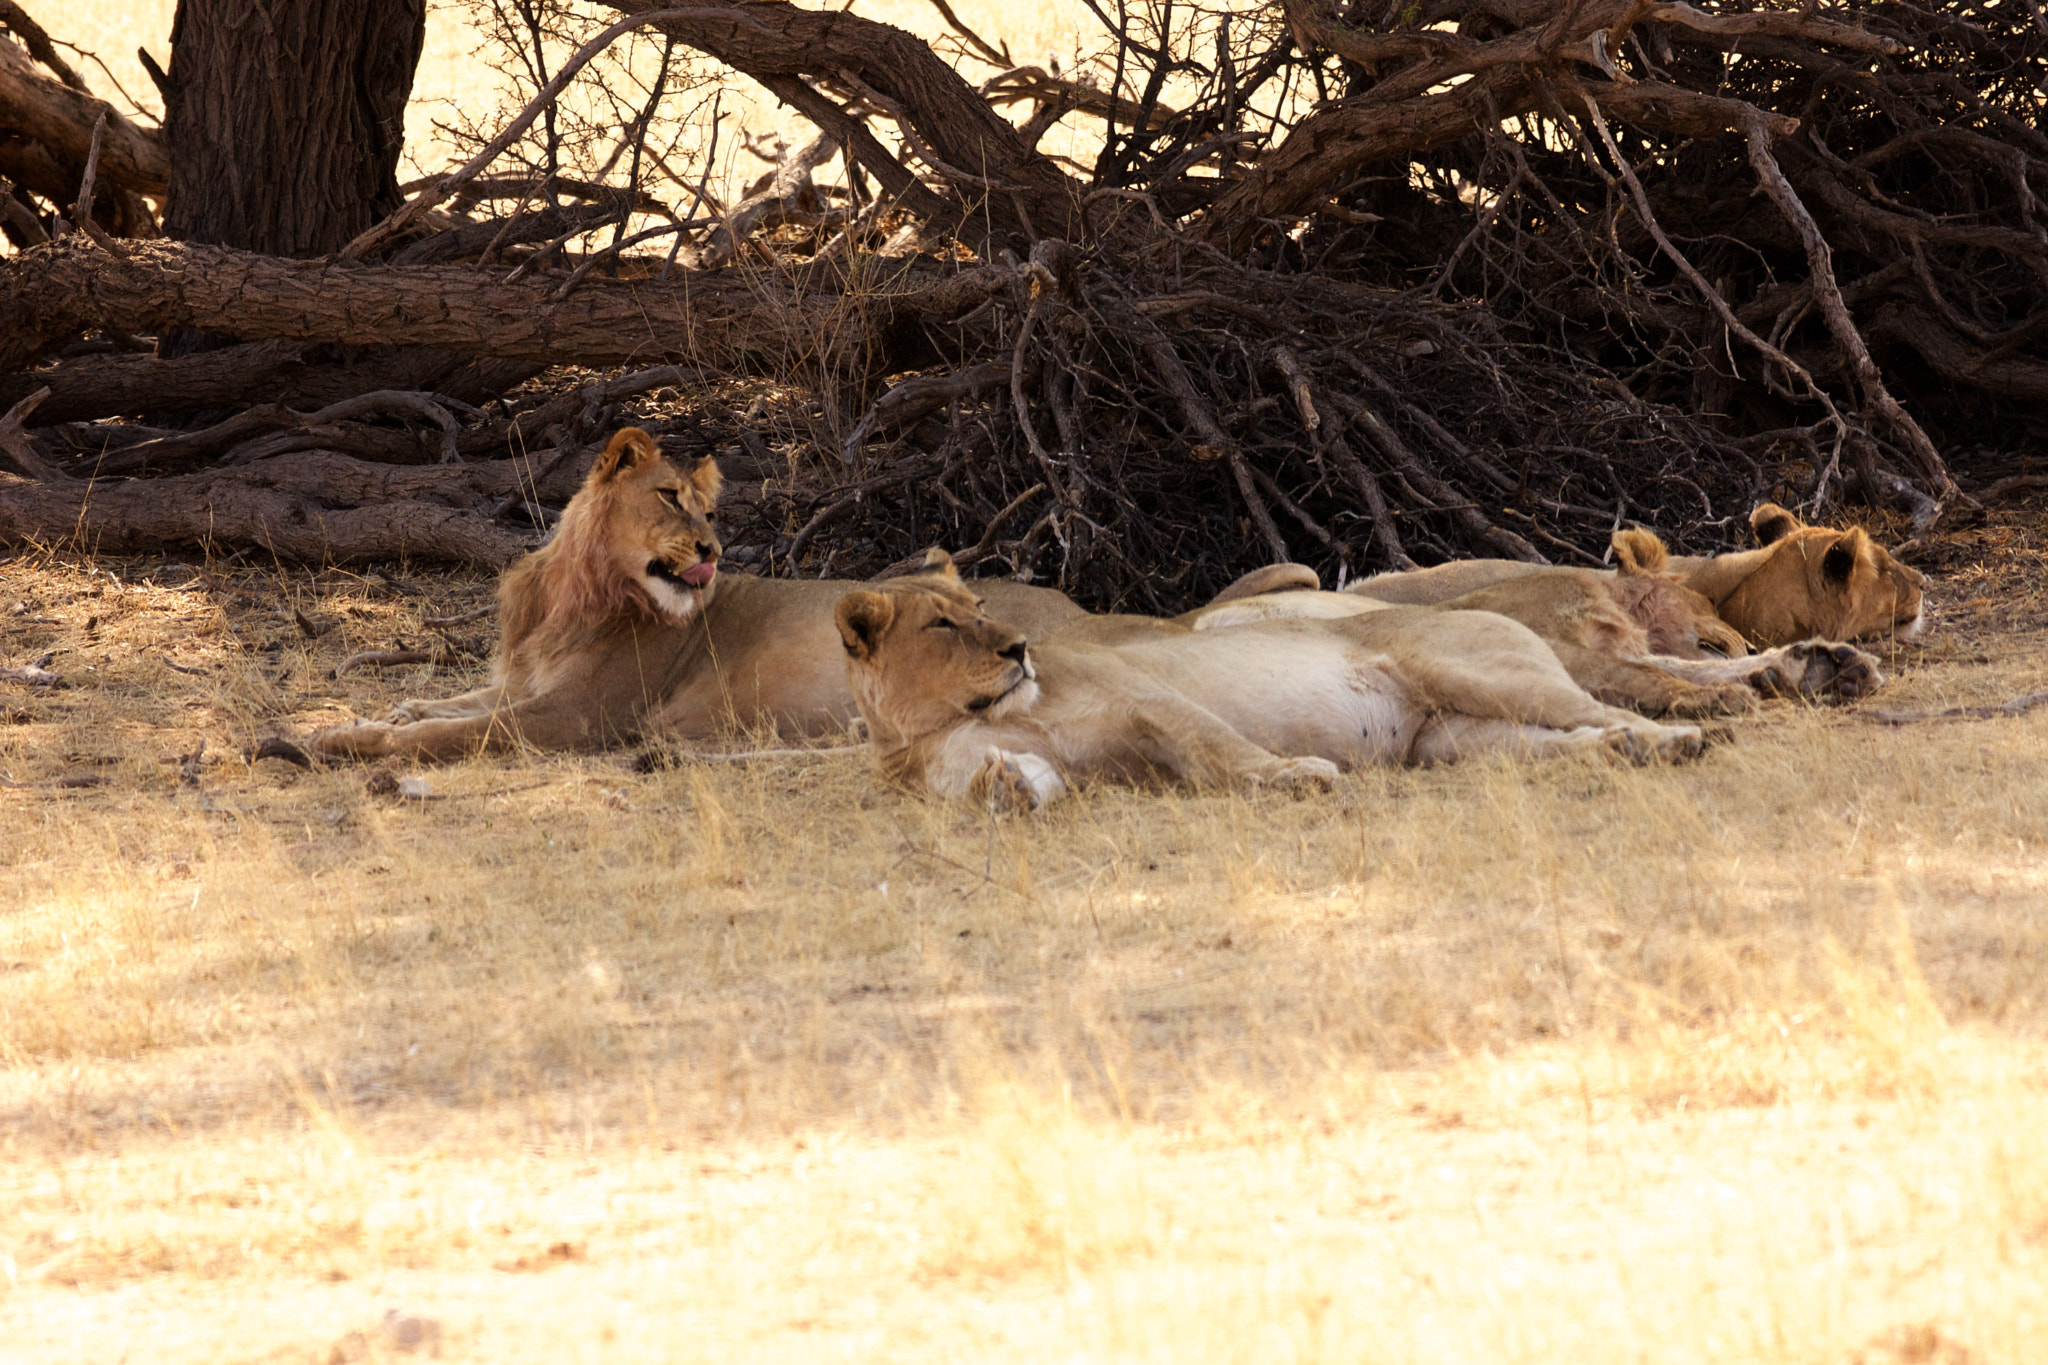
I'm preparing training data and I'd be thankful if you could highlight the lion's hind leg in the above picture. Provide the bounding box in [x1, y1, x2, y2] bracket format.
[1410, 715, 1705, 765]
[1370, 611, 1707, 764]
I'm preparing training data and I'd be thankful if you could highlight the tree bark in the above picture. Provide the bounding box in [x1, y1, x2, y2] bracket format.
[0, 31, 164, 235]
[161, 0, 425, 257]
[0, 34, 168, 194]
[0, 237, 1018, 381]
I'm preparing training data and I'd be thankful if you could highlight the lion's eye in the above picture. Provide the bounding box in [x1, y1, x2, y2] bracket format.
[928, 618, 959, 631]
[657, 488, 685, 511]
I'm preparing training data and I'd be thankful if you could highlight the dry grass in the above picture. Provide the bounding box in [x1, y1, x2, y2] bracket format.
[3, 502, 2048, 1361]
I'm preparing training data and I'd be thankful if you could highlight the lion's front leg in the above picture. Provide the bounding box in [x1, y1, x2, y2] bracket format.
[971, 748, 1068, 812]
[921, 732, 1069, 810]
[1651, 640, 1886, 701]
[309, 712, 510, 763]
[387, 683, 505, 723]
[311, 691, 617, 763]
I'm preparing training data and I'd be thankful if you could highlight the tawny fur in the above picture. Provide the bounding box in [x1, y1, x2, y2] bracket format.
[838, 558, 1712, 810]
[309, 435, 1311, 763]
[1343, 506, 1925, 647]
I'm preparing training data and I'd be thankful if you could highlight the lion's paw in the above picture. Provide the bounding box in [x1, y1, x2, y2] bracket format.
[1602, 724, 1705, 765]
[1261, 756, 1339, 793]
[1812, 641, 1886, 701]
[309, 720, 395, 761]
[974, 748, 1065, 813]
[1754, 641, 1888, 701]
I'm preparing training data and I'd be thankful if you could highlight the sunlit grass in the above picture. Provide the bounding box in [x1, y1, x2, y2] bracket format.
[3, 541, 2047, 1360]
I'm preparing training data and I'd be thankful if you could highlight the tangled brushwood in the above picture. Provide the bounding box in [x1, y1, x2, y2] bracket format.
[1, 0, 2044, 609]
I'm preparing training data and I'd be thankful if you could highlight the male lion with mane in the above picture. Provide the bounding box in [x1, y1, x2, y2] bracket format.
[311, 428, 1089, 761]
[837, 553, 1713, 812]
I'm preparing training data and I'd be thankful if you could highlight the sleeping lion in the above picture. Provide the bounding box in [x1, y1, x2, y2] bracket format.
[1140, 528, 1886, 719]
[836, 553, 1718, 812]
[1342, 503, 1926, 646]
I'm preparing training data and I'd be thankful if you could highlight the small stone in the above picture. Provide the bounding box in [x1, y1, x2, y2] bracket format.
[365, 771, 399, 797]
[397, 775, 433, 800]
[381, 1309, 443, 1354]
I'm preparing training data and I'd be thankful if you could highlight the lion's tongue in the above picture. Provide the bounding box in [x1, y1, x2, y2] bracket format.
[680, 562, 717, 587]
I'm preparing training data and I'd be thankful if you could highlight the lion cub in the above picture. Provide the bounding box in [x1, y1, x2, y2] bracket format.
[836, 553, 1710, 812]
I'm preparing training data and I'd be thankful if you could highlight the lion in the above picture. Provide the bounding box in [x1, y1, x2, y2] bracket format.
[835, 553, 1715, 811]
[310, 427, 1090, 761]
[1062, 529, 1885, 720]
[1341, 504, 1927, 646]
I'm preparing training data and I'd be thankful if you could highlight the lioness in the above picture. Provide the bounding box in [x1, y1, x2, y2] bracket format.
[1343, 504, 1926, 646]
[311, 428, 1089, 761]
[836, 554, 1712, 811]
[1081, 530, 1886, 720]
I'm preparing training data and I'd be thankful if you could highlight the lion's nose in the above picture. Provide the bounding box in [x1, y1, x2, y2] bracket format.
[697, 540, 719, 561]
[999, 639, 1028, 665]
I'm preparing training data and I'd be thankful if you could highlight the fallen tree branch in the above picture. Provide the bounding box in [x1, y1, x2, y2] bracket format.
[0, 385, 60, 479]
[0, 340, 542, 427]
[842, 361, 1010, 461]
[1868, 692, 2048, 725]
[0, 30, 166, 193]
[0, 449, 590, 567]
[332, 648, 454, 678]
[0, 237, 1020, 379]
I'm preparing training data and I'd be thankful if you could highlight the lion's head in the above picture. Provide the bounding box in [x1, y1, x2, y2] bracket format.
[1696, 504, 1926, 646]
[500, 427, 723, 657]
[835, 551, 1039, 746]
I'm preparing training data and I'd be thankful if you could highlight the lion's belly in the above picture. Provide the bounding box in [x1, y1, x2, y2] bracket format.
[1118, 629, 1426, 767]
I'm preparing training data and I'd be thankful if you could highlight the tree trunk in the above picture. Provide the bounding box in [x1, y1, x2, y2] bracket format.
[162, 0, 425, 256]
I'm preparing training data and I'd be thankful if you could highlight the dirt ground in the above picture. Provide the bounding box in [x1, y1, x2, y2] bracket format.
[2, 499, 2046, 1364]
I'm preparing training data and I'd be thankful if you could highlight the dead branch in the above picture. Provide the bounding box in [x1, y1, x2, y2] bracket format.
[1868, 692, 2048, 725]
[0, 449, 583, 568]
[0, 31, 166, 193]
[1742, 114, 1956, 504]
[0, 237, 1019, 378]
[0, 385, 59, 479]
[332, 649, 449, 678]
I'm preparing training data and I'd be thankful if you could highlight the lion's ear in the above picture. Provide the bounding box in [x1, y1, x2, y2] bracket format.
[836, 591, 897, 660]
[1610, 528, 1668, 576]
[591, 427, 658, 484]
[1751, 503, 1802, 546]
[689, 454, 723, 503]
[1822, 528, 1866, 585]
[920, 548, 961, 582]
